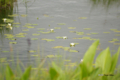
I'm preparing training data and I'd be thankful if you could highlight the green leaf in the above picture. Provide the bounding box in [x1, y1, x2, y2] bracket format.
[20, 66, 31, 80]
[83, 40, 99, 72]
[6, 65, 15, 80]
[49, 67, 59, 80]
[95, 47, 112, 74]
[110, 47, 120, 73]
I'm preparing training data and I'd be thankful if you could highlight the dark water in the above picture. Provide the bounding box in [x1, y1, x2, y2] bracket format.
[0, 0, 120, 65]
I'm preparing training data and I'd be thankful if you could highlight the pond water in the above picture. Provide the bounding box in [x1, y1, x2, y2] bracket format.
[0, 0, 120, 66]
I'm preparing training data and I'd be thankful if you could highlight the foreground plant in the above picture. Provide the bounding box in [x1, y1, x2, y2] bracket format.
[0, 40, 120, 80]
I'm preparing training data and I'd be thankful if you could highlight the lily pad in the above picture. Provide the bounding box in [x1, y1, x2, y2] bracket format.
[52, 46, 63, 48]
[68, 49, 78, 52]
[28, 50, 36, 53]
[31, 55, 38, 56]
[2, 51, 9, 53]
[37, 28, 45, 30]
[43, 14, 49, 17]
[9, 42, 17, 44]
[79, 17, 87, 19]
[21, 14, 27, 17]
[41, 31, 51, 34]
[8, 14, 18, 17]
[14, 25, 19, 27]
[84, 28, 91, 30]
[32, 33, 40, 36]
[22, 29, 29, 31]
[62, 47, 70, 51]
[56, 36, 63, 39]
[68, 27, 76, 29]
[57, 23, 66, 25]
[47, 55, 54, 58]
[103, 32, 110, 33]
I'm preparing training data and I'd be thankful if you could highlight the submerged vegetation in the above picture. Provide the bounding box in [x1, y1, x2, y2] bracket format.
[0, 40, 120, 80]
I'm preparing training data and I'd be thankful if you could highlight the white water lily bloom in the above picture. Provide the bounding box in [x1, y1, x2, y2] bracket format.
[3, 18, 7, 22]
[10, 26, 12, 30]
[80, 59, 83, 62]
[70, 43, 75, 47]
[50, 29, 54, 32]
[8, 23, 11, 26]
[63, 36, 67, 39]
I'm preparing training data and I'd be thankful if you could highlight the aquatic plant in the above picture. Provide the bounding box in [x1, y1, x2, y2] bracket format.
[0, 40, 120, 80]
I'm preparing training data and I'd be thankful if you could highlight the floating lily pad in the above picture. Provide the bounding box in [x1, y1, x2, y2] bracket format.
[68, 49, 78, 52]
[115, 34, 120, 36]
[9, 42, 17, 44]
[32, 33, 40, 36]
[16, 35, 25, 37]
[0, 58, 6, 62]
[108, 41, 115, 43]
[37, 28, 45, 30]
[114, 31, 120, 32]
[103, 32, 110, 33]
[31, 38, 38, 40]
[76, 32, 84, 35]
[8, 14, 18, 17]
[86, 33, 91, 35]
[41, 38, 55, 42]
[62, 47, 70, 51]
[2, 51, 9, 53]
[84, 28, 91, 30]
[69, 31, 76, 33]
[73, 20, 77, 21]
[21, 14, 27, 17]
[0, 24, 6, 26]
[56, 36, 63, 39]
[114, 43, 120, 45]
[112, 38, 119, 41]
[54, 27, 61, 29]
[110, 29, 117, 31]
[22, 29, 29, 31]
[52, 46, 63, 48]
[41, 31, 51, 34]
[14, 25, 19, 27]
[43, 14, 49, 17]
[68, 27, 76, 29]
[6, 19, 14, 23]
[29, 50, 36, 53]
[8, 38, 16, 40]
[57, 23, 66, 25]
[79, 17, 87, 19]
[47, 55, 54, 58]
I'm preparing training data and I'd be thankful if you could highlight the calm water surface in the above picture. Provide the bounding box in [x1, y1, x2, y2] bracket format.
[0, 0, 120, 65]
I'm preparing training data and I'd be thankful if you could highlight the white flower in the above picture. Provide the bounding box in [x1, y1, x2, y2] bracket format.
[3, 18, 7, 22]
[8, 23, 11, 26]
[50, 29, 54, 32]
[63, 36, 67, 39]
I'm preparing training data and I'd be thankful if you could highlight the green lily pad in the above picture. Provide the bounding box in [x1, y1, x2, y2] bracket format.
[0, 58, 6, 62]
[8, 38, 16, 40]
[41, 38, 55, 42]
[14, 25, 19, 27]
[21, 14, 27, 17]
[32, 33, 40, 36]
[57, 23, 66, 25]
[68, 27, 76, 29]
[22, 29, 29, 31]
[8, 14, 18, 17]
[56, 36, 63, 39]
[79, 17, 87, 19]
[69, 49, 78, 52]
[31, 55, 38, 56]
[28, 50, 36, 53]
[84, 28, 91, 30]
[0, 24, 6, 26]
[103, 32, 110, 33]
[62, 47, 70, 51]
[37, 28, 45, 30]
[52, 46, 63, 48]
[115, 34, 120, 36]
[16, 35, 25, 37]
[41, 31, 51, 34]
[44, 14, 49, 17]
[9, 42, 17, 44]
[76, 32, 84, 35]
[2, 51, 9, 53]
[6, 19, 14, 23]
